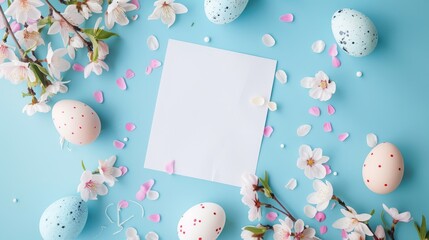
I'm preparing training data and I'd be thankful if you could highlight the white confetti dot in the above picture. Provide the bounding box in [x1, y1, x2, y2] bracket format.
[204, 36, 211, 43]
[333, 172, 338, 176]
[356, 71, 363, 78]
[12, 198, 18, 203]
[280, 144, 285, 149]
[311, 40, 326, 53]
[123, 137, 129, 142]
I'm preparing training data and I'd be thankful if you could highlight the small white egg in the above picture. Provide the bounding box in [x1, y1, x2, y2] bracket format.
[280, 144, 285, 149]
[204, 36, 211, 43]
[356, 71, 363, 77]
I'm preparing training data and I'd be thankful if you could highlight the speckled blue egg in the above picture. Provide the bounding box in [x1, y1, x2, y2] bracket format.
[204, 0, 249, 24]
[39, 196, 88, 240]
[331, 8, 378, 57]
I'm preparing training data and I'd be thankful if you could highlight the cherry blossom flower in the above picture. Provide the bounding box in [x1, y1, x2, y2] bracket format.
[347, 231, 366, 240]
[241, 225, 266, 240]
[15, 23, 45, 50]
[307, 180, 334, 211]
[375, 225, 386, 240]
[332, 207, 373, 236]
[0, 60, 35, 84]
[0, 15, 9, 29]
[65, 0, 102, 20]
[105, 0, 137, 29]
[46, 43, 70, 79]
[84, 40, 109, 78]
[98, 155, 122, 187]
[148, 0, 188, 28]
[293, 219, 316, 240]
[297, 144, 329, 179]
[48, 11, 83, 46]
[67, 35, 84, 59]
[40, 80, 70, 102]
[273, 217, 294, 240]
[0, 42, 18, 63]
[242, 191, 262, 222]
[382, 204, 412, 223]
[77, 170, 108, 201]
[4, 0, 44, 24]
[240, 172, 259, 196]
[301, 71, 336, 101]
[22, 101, 51, 116]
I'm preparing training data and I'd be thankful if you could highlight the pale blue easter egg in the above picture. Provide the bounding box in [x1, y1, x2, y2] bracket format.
[204, 0, 249, 24]
[39, 196, 88, 240]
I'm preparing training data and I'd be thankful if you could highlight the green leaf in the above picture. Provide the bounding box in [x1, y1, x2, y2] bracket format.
[243, 226, 266, 235]
[88, 35, 99, 62]
[415, 222, 422, 239]
[259, 171, 273, 198]
[38, 16, 52, 27]
[81, 160, 86, 171]
[95, 29, 118, 40]
[34, 63, 50, 76]
[22, 92, 33, 98]
[426, 230, 429, 239]
[422, 215, 427, 239]
[370, 209, 375, 215]
[381, 211, 388, 229]
[29, 63, 50, 87]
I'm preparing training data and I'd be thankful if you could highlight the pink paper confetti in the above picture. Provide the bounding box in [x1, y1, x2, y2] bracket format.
[143, 179, 155, 191]
[341, 229, 348, 238]
[320, 226, 328, 235]
[125, 122, 136, 132]
[119, 166, 128, 176]
[125, 69, 135, 79]
[327, 104, 336, 115]
[118, 200, 129, 209]
[150, 59, 161, 68]
[332, 56, 341, 68]
[116, 77, 127, 90]
[131, 0, 140, 9]
[328, 44, 338, 57]
[308, 106, 320, 117]
[165, 160, 175, 175]
[72, 63, 85, 72]
[263, 126, 274, 137]
[338, 132, 350, 142]
[10, 21, 21, 33]
[113, 140, 125, 149]
[279, 13, 294, 22]
[315, 212, 326, 222]
[323, 122, 332, 132]
[148, 214, 161, 223]
[136, 180, 154, 201]
[266, 212, 278, 222]
[324, 164, 332, 175]
[93, 90, 104, 103]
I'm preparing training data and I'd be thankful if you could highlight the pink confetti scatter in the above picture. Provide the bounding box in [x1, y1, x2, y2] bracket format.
[338, 132, 349, 142]
[165, 160, 175, 175]
[148, 214, 161, 223]
[327, 104, 336, 115]
[143, 179, 155, 191]
[10, 21, 21, 32]
[146, 59, 162, 75]
[323, 122, 332, 132]
[125, 69, 135, 79]
[263, 126, 274, 137]
[279, 13, 294, 22]
[125, 122, 136, 132]
[118, 200, 129, 209]
[116, 77, 127, 90]
[72, 63, 85, 72]
[324, 164, 332, 175]
[266, 212, 278, 222]
[119, 166, 128, 176]
[131, 0, 140, 9]
[320, 226, 328, 235]
[93, 90, 104, 103]
[308, 106, 321, 117]
[113, 140, 125, 149]
[328, 44, 338, 57]
[332, 56, 341, 68]
[136, 187, 147, 201]
[315, 212, 326, 222]
[341, 229, 348, 238]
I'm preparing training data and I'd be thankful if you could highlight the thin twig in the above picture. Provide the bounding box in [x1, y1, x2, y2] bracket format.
[0, 6, 28, 61]
[271, 194, 297, 222]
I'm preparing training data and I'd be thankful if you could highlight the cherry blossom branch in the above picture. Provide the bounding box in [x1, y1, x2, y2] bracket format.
[0, 6, 27, 61]
[271, 194, 297, 222]
[387, 223, 396, 240]
[263, 203, 290, 217]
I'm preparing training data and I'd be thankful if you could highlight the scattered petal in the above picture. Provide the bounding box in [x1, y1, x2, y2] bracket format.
[338, 133, 349, 142]
[331, 202, 337, 210]
[72, 63, 85, 72]
[147, 35, 159, 51]
[308, 106, 321, 117]
[118, 200, 129, 209]
[285, 178, 297, 190]
[324, 164, 332, 175]
[327, 104, 336, 115]
[148, 214, 161, 223]
[328, 44, 338, 57]
[93, 90, 104, 103]
[264, 126, 274, 137]
[114, 140, 125, 149]
[145, 232, 159, 240]
[147, 190, 160, 201]
[146, 66, 153, 75]
[323, 122, 332, 132]
[341, 229, 348, 238]
[366, 133, 378, 148]
[266, 212, 278, 222]
[143, 179, 155, 191]
[262, 34, 276, 47]
[356, 71, 363, 78]
[315, 212, 326, 222]
[165, 160, 175, 175]
[267, 101, 277, 111]
[320, 225, 328, 234]
[125, 69, 135, 79]
[304, 205, 317, 218]
[126, 122, 136, 132]
[250, 96, 265, 106]
[131, 0, 140, 9]
[132, 15, 139, 21]
[119, 166, 128, 176]
[150, 59, 161, 68]
[136, 188, 147, 201]
[275, 69, 288, 84]
[332, 56, 341, 68]
[10, 21, 21, 33]
[126, 227, 139, 240]
[297, 124, 311, 137]
[312, 40, 326, 53]
[279, 13, 294, 22]
[116, 77, 127, 90]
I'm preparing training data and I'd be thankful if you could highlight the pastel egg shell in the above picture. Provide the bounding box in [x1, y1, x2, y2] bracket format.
[204, 0, 249, 24]
[331, 8, 378, 57]
[39, 196, 88, 240]
[362, 142, 404, 194]
[177, 202, 226, 240]
[52, 100, 101, 145]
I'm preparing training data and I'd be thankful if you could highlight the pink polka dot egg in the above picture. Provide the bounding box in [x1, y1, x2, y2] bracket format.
[177, 202, 226, 240]
[362, 142, 404, 194]
[52, 100, 101, 145]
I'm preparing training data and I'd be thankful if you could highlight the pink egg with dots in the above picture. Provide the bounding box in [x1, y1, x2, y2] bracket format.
[177, 202, 226, 240]
[52, 100, 101, 145]
[362, 142, 404, 194]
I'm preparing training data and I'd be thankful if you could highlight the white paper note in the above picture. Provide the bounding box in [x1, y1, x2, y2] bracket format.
[144, 39, 277, 187]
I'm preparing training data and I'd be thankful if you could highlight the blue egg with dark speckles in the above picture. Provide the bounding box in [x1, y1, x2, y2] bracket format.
[39, 196, 88, 240]
[204, 0, 249, 24]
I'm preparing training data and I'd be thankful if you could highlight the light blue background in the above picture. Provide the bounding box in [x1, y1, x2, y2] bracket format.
[1, 0, 428, 239]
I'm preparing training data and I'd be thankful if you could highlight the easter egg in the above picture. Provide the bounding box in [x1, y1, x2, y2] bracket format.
[331, 8, 378, 57]
[362, 142, 404, 194]
[177, 202, 226, 239]
[204, 0, 249, 24]
[39, 196, 88, 240]
[52, 100, 101, 145]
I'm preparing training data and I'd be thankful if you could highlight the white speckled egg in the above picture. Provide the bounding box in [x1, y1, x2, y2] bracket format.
[362, 142, 404, 194]
[39, 196, 88, 240]
[204, 0, 249, 24]
[52, 100, 101, 145]
[331, 8, 378, 57]
[177, 202, 226, 240]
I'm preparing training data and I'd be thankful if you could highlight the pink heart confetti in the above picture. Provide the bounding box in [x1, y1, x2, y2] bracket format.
[320, 226, 328, 235]
[119, 166, 128, 176]
[148, 214, 161, 223]
[125, 122, 136, 132]
[10, 21, 21, 33]
[308, 106, 321, 117]
[266, 212, 278, 222]
[125, 69, 135, 79]
[323, 122, 332, 132]
[150, 59, 161, 68]
[328, 44, 338, 57]
[279, 13, 294, 22]
[332, 56, 341, 68]
[131, 0, 140, 9]
[165, 160, 175, 175]
[93, 90, 104, 103]
[113, 140, 125, 149]
[264, 126, 274, 137]
[116, 77, 127, 90]
[338, 132, 350, 142]
[72, 63, 85, 72]
[315, 212, 326, 222]
[118, 200, 129, 209]
[327, 104, 336, 115]
[323, 164, 332, 175]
